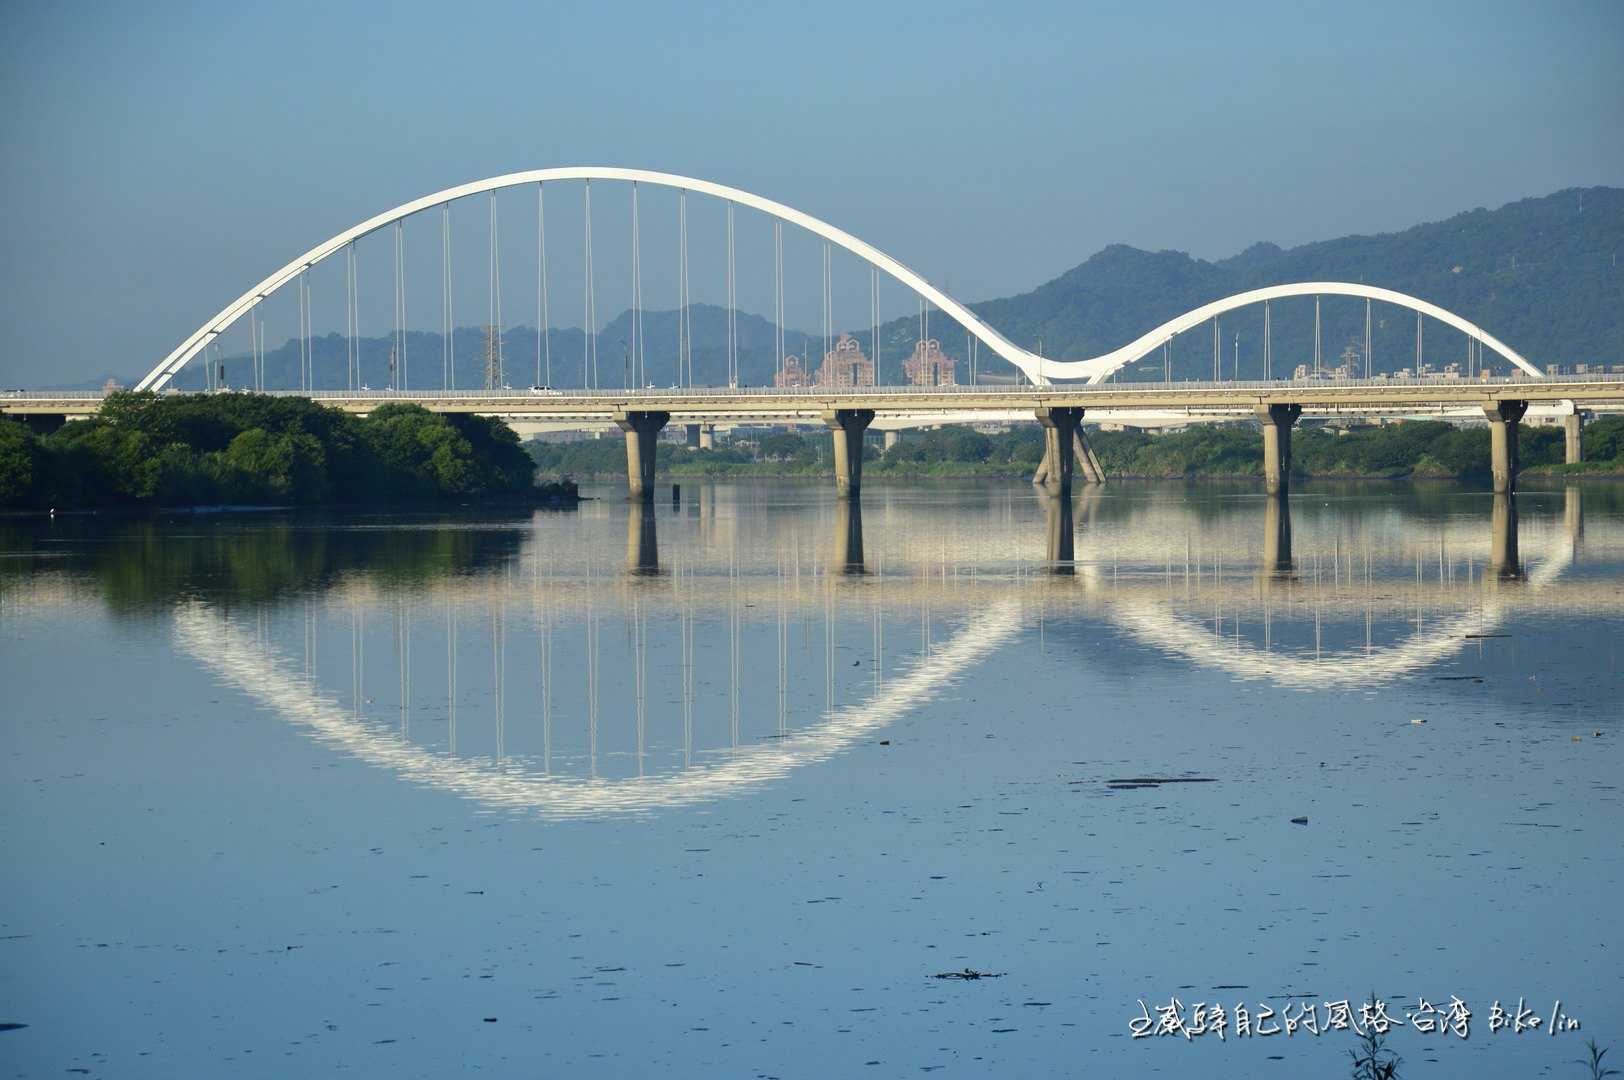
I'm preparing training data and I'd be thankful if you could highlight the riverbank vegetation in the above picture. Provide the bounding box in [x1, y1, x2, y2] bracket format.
[526, 415, 1624, 481]
[0, 392, 574, 510]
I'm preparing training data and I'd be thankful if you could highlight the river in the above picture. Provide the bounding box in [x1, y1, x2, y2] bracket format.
[2, 479, 1620, 1078]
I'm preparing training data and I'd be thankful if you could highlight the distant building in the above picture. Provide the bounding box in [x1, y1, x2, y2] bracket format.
[902, 338, 957, 387]
[774, 354, 811, 388]
[815, 334, 876, 388]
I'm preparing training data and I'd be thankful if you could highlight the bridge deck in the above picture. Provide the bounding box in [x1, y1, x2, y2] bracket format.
[6, 376, 1624, 420]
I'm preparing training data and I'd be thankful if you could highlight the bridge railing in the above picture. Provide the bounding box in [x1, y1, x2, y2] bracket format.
[9, 371, 1624, 401]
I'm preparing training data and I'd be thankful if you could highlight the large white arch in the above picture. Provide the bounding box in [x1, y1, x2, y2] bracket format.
[1054, 281, 1545, 383]
[136, 167, 1043, 392]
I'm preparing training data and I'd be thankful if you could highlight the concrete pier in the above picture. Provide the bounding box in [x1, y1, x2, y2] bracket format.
[698, 423, 715, 450]
[614, 410, 670, 501]
[1482, 400, 1528, 494]
[1255, 404, 1302, 496]
[1489, 492, 1520, 580]
[684, 423, 701, 449]
[883, 429, 899, 452]
[1073, 427, 1105, 485]
[1564, 411, 1584, 464]
[1032, 407, 1084, 495]
[823, 409, 875, 499]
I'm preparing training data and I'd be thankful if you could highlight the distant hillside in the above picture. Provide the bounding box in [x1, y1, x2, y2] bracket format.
[166, 186, 1623, 390]
[961, 186, 1624, 379]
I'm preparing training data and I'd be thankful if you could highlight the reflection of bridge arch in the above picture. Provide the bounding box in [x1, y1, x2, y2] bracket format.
[173, 597, 1021, 819]
[136, 168, 1042, 392]
[1051, 282, 1545, 383]
[1081, 519, 1572, 690]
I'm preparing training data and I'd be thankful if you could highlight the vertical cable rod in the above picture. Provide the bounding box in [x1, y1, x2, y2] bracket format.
[725, 202, 737, 387]
[441, 204, 453, 390]
[537, 183, 551, 388]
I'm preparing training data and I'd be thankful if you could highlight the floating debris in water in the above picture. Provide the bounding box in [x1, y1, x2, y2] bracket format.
[932, 969, 1004, 980]
[1102, 777, 1217, 791]
[1290, 816, 1309, 825]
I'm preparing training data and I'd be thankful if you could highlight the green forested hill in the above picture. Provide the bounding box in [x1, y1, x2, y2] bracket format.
[963, 186, 1624, 380]
[169, 186, 1623, 390]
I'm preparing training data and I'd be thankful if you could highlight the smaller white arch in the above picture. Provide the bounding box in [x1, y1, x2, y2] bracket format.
[1047, 282, 1545, 383]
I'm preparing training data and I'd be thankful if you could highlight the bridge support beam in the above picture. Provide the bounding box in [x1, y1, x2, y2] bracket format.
[20, 413, 68, 436]
[685, 423, 701, 449]
[699, 423, 715, 450]
[1564, 411, 1584, 465]
[614, 410, 670, 501]
[1482, 400, 1528, 494]
[1032, 407, 1084, 495]
[1073, 427, 1105, 485]
[883, 429, 899, 452]
[823, 409, 874, 499]
[1255, 404, 1302, 496]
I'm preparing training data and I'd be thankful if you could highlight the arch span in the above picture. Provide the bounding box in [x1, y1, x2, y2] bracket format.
[1054, 282, 1544, 383]
[136, 167, 1044, 392]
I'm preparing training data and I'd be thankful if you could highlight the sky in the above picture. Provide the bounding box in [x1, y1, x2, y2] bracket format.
[0, 0, 1620, 386]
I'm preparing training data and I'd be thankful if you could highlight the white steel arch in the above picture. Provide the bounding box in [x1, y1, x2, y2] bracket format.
[1053, 281, 1545, 383]
[136, 167, 1044, 391]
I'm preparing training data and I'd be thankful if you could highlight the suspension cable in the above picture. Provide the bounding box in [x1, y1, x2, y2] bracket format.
[394, 220, 407, 390]
[773, 221, 783, 383]
[489, 192, 505, 389]
[346, 242, 358, 391]
[584, 180, 597, 389]
[678, 191, 690, 387]
[821, 241, 831, 373]
[631, 181, 643, 387]
[441, 203, 453, 390]
[869, 267, 878, 383]
[538, 183, 551, 387]
[725, 202, 736, 387]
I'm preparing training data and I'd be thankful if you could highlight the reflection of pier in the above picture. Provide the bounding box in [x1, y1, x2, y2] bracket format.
[4, 482, 1601, 818]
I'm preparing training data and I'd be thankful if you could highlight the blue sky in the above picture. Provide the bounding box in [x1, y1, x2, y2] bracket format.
[1, 0, 1620, 385]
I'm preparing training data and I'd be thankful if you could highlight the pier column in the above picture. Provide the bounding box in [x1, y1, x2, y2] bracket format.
[698, 423, 715, 450]
[685, 423, 701, 449]
[823, 409, 875, 499]
[1481, 400, 1528, 494]
[1254, 404, 1302, 496]
[1032, 407, 1084, 495]
[1489, 492, 1520, 580]
[613, 410, 670, 501]
[1564, 411, 1584, 464]
[883, 429, 899, 452]
[1073, 427, 1105, 485]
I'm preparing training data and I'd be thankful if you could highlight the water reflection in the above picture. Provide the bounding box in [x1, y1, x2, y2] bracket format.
[831, 499, 865, 574]
[627, 500, 659, 574]
[5, 481, 1620, 817]
[1262, 494, 1293, 577]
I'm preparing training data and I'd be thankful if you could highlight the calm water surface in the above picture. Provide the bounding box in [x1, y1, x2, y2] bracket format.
[2, 479, 1621, 1078]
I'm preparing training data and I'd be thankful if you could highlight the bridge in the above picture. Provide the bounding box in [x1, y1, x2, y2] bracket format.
[6, 167, 1615, 498]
